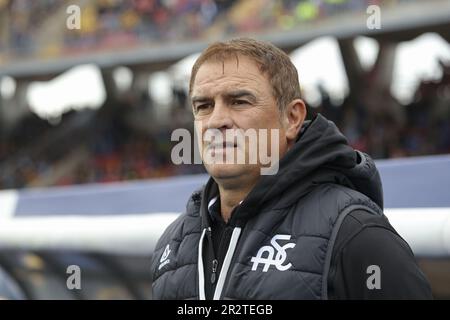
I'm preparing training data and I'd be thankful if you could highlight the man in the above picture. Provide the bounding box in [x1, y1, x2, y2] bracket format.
[151, 38, 432, 299]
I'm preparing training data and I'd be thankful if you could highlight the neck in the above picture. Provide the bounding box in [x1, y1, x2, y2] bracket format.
[218, 182, 256, 223]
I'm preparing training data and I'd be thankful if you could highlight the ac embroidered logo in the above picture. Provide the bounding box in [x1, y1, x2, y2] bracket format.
[158, 244, 171, 270]
[251, 234, 296, 272]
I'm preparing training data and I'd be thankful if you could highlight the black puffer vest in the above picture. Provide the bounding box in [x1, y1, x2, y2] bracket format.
[151, 114, 385, 300]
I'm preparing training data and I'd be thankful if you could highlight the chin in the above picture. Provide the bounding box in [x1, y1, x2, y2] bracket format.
[205, 163, 262, 183]
[205, 163, 248, 180]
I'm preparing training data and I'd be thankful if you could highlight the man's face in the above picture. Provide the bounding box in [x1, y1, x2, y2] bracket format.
[191, 55, 289, 183]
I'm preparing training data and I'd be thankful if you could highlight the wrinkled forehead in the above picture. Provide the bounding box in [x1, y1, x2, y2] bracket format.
[191, 55, 270, 97]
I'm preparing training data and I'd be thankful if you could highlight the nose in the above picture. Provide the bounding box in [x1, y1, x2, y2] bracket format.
[206, 100, 233, 131]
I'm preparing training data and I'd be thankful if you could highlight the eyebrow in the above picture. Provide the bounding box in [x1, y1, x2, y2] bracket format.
[191, 90, 257, 105]
[191, 96, 212, 105]
[225, 90, 257, 101]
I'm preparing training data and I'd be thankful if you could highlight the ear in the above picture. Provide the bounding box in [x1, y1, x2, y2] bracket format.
[284, 99, 306, 145]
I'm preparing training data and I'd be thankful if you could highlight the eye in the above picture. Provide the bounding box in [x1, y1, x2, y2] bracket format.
[195, 104, 212, 112]
[233, 100, 249, 106]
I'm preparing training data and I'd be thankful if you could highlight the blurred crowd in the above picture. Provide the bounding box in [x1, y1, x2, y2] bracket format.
[62, 0, 235, 54]
[54, 115, 205, 186]
[310, 61, 450, 159]
[0, 0, 61, 56]
[0, 107, 205, 189]
[0, 0, 235, 59]
[0, 112, 54, 187]
[0, 0, 421, 60]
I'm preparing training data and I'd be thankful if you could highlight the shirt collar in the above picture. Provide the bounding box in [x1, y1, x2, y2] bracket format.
[207, 196, 243, 223]
[207, 196, 221, 222]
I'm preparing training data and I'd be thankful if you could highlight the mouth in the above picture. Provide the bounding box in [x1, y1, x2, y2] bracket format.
[207, 141, 238, 151]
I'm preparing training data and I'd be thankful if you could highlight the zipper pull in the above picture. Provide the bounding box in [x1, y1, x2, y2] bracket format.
[211, 259, 218, 284]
